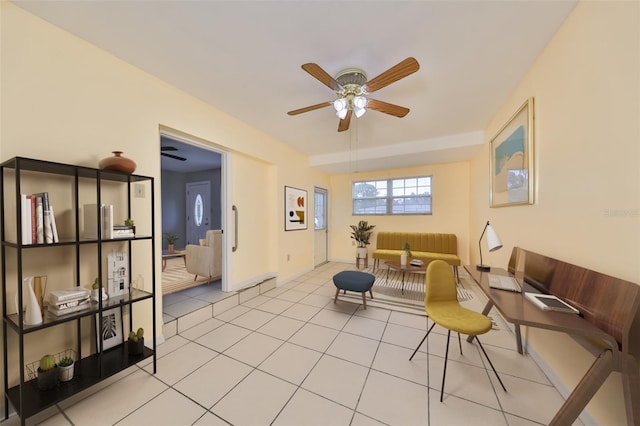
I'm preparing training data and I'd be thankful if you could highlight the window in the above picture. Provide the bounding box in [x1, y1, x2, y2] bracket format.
[352, 176, 432, 215]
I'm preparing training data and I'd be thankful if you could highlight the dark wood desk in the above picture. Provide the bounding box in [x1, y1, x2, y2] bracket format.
[464, 266, 615, 354]
[465, 248, 640, 426]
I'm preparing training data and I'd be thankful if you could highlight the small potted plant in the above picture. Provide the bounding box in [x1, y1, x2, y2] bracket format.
[124, 218, 135, 234]
[401, 242, 412, 265]
[128, 327, 144, 356]
[37, 354, 58, 390]
[91, 277, 107, 302]
[58, 356, 74, 382]
[163, 232, 179, 254]
[349, 220, 375, 260]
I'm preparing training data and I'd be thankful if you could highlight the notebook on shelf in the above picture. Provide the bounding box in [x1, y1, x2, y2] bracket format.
[488, 274, 522, 292]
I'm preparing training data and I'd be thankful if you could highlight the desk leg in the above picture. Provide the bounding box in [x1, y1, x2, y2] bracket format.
[550, 350, 614, 426]
[514, 325, 523, 355]
[622, 353, 640, 426]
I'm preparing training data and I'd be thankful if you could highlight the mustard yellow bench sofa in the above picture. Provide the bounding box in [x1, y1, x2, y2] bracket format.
[372, 232, 461, 277]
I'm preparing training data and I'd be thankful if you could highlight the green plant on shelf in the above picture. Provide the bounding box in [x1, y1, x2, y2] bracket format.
[39, 354, 56, 371]
[129, 327, 144, 342]
[58, 356, 74, 367]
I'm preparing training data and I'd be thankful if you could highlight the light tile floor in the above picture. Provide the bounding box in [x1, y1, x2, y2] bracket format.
[4, 262, 581, 426]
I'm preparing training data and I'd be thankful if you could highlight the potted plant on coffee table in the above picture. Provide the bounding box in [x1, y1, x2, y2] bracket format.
[163, 232, 179, 254]
[349, 220, 375, 261]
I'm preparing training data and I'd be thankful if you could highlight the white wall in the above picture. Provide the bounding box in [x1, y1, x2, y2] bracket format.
[470, 2, 639, 424]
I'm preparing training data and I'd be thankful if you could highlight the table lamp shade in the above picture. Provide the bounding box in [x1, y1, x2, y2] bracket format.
[485, 224, 503, 252]
[477, 221, 502, 271]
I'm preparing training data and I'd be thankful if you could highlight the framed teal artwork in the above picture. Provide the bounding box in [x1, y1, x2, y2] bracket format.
[490, 97, 534, 207]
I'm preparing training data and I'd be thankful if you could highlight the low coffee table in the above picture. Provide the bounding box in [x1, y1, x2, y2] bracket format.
[384, 260, 427, 293]
[162, 249, 186, 271]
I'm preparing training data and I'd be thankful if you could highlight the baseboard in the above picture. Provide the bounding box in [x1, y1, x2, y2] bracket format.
[524, 341, 597, 426]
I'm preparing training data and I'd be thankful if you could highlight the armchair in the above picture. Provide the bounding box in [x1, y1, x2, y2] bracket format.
[185, 229, 222, 281]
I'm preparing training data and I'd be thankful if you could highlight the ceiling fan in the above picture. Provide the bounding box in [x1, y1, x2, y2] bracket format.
[160, 146, 187, 161]
[288, 57, 420, 132]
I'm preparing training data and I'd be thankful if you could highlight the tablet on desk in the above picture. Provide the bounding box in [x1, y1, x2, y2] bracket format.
[525, 292, 580, 314]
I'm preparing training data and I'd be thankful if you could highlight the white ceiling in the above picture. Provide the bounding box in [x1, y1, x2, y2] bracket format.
[14, 1, 577, 174]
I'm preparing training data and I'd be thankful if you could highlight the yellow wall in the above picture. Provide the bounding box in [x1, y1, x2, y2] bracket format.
[2, 0, 639, 423]
[0, 0, 328, 392]
[470, 1, 639, 424]
[330, 161, 471, 264]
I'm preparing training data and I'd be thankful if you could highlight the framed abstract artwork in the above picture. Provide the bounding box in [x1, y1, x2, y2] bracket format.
[285, 186, 307, 231]
[95, 307, 123, 350]
[490, 97, 534, 207]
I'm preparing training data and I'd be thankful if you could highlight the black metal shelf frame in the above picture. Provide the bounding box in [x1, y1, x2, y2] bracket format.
[1, 157, 156, 425]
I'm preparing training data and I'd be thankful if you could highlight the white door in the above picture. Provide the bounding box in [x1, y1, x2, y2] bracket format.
[314, 187, 328, 266]
[186, 181, 211, 245]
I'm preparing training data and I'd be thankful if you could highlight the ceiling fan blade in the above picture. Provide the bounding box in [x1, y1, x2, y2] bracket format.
[367, 99, 410, 118]
[338, 110, 352, 132]
[302, 63, 343, 92]
[160, 146, 178, 151]
[364, 57, 420, 93]
[287, 101, 332, 116]
[161, 152, 187, 161]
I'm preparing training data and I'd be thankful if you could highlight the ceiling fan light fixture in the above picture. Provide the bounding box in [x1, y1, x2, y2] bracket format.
[353, 106, 366, 118]
[353, 96, 367, 109]
[333, 98, 348, 118]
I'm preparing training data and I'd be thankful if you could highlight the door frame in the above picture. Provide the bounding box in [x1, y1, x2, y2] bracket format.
[314, 186, 329, 267]
[159, 128, 230, 292]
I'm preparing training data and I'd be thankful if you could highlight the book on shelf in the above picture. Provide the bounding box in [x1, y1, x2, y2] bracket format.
[20, 192, 59, 245]
[48, 205, 59, 243]
[84, 203, 115, 239]
[35, 196, 43, 244]
[48, 287, 90, 304]
[51, 296, 90, 310]
[20, 194, 31, 245]
[29, 195, 36, 244]
[47, 299, 91, 316]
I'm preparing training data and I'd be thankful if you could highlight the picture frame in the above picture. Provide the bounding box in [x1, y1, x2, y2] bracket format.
[490, 97, 534, 207]
[284, 186, 307, 231]
[107, 251, 129, 297]
[95, 307, 123, 351]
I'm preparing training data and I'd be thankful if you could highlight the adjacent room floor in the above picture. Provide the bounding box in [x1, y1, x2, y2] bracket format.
[4, 262, 581, 425]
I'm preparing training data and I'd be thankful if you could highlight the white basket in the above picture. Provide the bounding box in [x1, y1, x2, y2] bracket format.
[26, 349, 76, 380]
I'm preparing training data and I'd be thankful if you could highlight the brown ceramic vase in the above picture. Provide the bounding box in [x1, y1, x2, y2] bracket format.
[99, 151, 136, 174]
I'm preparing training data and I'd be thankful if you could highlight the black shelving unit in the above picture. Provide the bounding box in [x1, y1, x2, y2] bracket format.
[1, 157, 156, 424]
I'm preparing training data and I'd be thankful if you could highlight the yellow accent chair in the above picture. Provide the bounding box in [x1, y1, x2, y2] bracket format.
[409, 260, 506, 401]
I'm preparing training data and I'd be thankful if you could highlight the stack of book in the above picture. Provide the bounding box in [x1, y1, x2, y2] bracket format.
[83, 204, 135, 239]
[47, 287, 91, 317]
[20, 192, 60, 245]
[112, 225, 135, 239]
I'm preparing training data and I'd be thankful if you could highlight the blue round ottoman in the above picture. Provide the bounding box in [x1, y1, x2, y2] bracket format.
[332, 271, 375, 309]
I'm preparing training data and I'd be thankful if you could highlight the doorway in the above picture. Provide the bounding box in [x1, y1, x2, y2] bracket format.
[160, 131, 227, 292]
[314, 187, 328, 266]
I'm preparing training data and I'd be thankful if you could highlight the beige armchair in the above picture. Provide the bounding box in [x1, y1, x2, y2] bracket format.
[185, 229, 222, 281]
